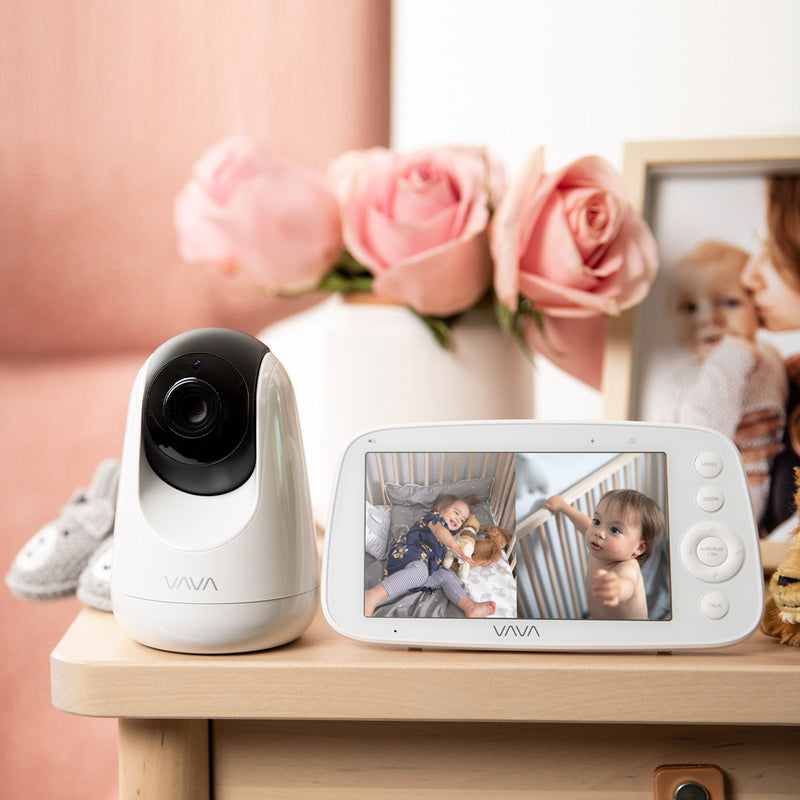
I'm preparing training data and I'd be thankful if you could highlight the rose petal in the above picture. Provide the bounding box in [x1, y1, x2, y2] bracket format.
[588, 210, 659, 311]
[371, 231, 492, 317]
[490, 147, 546, 309]
[222, 169, 342, 292]
[393, 165, 458, 219]
[174, 181, 236, 269]
[520, 191, 592, 289]
[559, 156, 627, 198]
[563, 187, 623, 264]
[193, 135, 271, 205]
[518, 271, 619, 317]
[523, 314, 606, 390]
[364, 203, 460, 268]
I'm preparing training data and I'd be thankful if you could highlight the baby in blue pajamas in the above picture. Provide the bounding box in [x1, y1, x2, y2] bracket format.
[365, 494, 497, 618]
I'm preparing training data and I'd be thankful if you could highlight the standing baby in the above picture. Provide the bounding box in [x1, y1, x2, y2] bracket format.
[544, 489, 665, 620]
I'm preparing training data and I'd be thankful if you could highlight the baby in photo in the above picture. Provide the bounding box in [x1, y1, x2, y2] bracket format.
[665, 240, 787, 522]
[544, 489, 665, 620]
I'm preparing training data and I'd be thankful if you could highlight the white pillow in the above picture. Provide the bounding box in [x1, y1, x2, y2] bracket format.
[384, 476, 494, 506]
[364, 502, 391, 559]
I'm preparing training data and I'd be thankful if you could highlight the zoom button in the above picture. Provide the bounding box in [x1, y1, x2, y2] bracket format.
[696, 485, 724, 513]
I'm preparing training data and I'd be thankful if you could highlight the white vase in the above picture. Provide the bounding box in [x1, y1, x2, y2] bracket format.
[261, 295, 535, 519]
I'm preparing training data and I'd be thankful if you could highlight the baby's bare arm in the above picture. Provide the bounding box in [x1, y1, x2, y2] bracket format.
[593, 563, 639, 607]
[544, 495, 591, 534]
[429, 521, 475, 566]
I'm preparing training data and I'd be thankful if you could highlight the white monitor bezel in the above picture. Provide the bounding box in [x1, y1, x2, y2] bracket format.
[321, 421, 764, 651]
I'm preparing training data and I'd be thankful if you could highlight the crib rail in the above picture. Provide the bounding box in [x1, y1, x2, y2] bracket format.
[365, 450, 517, 553]
[515, 453, 665, 619]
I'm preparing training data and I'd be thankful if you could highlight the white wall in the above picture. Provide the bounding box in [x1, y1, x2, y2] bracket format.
[391, 0, 800, 420]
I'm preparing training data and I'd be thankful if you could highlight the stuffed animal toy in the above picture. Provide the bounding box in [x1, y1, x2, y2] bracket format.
[472, 526, 513, 567]
[442, 514, 480, 580]
[761, 468, 800, 646]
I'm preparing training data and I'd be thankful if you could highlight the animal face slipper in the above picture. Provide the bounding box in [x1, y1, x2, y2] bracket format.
[5, 460, 119, 603]
[77, 535, 113, 612]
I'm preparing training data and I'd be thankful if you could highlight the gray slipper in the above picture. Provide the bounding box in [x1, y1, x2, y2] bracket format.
[5, 460, 120, 602]
[77, 535, 113, 612]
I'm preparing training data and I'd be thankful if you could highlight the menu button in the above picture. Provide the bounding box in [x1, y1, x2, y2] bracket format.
[694, 451, 723, 479]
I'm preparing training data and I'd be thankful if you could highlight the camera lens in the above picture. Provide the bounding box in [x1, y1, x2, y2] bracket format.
[163, 378, 221, 438]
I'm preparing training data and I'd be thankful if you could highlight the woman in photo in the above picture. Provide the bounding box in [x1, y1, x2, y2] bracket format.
[739, 175, 800, 533]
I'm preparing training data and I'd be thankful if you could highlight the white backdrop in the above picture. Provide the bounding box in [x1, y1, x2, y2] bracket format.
[391, 0, 800, 419]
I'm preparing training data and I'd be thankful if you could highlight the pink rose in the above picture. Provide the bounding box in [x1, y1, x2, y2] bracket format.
[491, 147, 658, 388]
[331, 146, 505, 317]
[174, 135, 342, 293]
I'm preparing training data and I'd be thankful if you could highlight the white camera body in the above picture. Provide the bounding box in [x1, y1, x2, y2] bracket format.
[112, 328, 318, 654]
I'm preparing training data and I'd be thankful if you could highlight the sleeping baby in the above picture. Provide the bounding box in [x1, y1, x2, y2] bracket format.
[364, 493, 497, 618]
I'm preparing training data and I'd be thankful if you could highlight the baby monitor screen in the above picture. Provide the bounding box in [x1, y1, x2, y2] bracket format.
[364, 450, 671, 622]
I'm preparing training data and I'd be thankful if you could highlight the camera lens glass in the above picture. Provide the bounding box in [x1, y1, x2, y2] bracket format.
[163, 378, 221, 439]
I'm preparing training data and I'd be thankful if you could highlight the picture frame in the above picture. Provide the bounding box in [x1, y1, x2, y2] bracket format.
[603, 136, 800, 422]
[602, 137, 800, 554]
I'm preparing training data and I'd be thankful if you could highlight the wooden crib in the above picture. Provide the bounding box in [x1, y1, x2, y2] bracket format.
[365, 450, 517, 534]
[363, 450, 520, 618]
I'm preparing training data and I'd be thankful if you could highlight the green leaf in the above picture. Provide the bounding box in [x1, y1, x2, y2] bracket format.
[411, 311, 456, 348]
[317, 272, 374, 293]
[493, 296, 515, 334]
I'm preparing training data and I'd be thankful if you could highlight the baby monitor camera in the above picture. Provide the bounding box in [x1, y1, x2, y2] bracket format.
[112, 328, 318, 654]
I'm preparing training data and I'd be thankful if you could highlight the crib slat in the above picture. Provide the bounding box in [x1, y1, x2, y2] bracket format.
[520, 537, 547, 617]
[539, 527, 565, 618]
[376, 454, 386, 505]
[555, 513, 582, 616]
[499, 454, 516, 527]
[576, 496, 589, 576]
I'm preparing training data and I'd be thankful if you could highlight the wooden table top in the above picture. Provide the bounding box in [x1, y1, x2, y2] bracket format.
[51, 605, 800, 726]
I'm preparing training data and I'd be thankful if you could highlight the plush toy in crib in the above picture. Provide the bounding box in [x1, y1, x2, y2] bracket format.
[472, 526, 513, 567]
[444, 519, 513, 581]
[442, 514, 481, 580]
[761, 469, 800, 646]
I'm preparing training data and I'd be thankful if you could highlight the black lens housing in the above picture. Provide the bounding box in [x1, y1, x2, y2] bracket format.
[142, 329, 269, 496]
[163, 377, 221, 439]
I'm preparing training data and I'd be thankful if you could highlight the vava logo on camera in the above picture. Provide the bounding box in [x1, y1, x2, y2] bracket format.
[164, 575, 219, 592]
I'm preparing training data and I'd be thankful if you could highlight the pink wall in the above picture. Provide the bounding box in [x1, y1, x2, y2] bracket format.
[1, 2, 390, 798]
[1, 0, 390, 356]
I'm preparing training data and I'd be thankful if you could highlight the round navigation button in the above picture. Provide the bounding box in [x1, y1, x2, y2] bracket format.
[700, 592, 730, 619]
[679, 521, 746, 583]
[696, 536, 727, 566]
[694, 451, 723, 479]
[696, 485, 724, 513]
